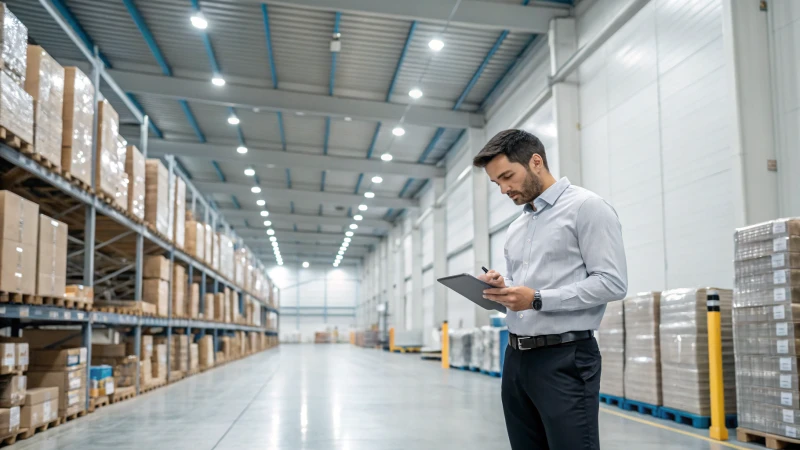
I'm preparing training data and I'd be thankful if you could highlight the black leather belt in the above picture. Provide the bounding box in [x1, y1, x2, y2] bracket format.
[509, 330, 593, 351]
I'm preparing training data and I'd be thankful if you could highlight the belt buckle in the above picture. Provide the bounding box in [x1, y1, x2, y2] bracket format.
[518, 337, 532, 351]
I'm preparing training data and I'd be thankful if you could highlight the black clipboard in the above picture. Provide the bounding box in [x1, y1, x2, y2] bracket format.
[437, 273, 507, 313]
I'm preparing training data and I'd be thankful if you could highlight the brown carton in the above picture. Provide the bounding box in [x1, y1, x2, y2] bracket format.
[25, 45, 64, 169]
[29, 348, 86, 370]
[125, 145, 145, 220]
[0, 339, 28, 371]
[140, 359, 152, 385]
[204, 223, 213, 264]
[0, 239, 35, 294]
[0, 5, 27, 83]
[198, 335, 214, 368]
[61, 67, 94, 187]
[21, 398, 57, 428]
[0, 376, 25, 407]
[95, 99, 120, 199]
[214, 293, 225, 321]
[114, 135, 128, 211]
[91, 344, 126, 359]
[145, 159, 169, 237]
[189, 283, 199, 318]
[204, 293, 214, 320]
[0, 344, 13, 375]
[212, 232, 220, 270]
[27, 368, 86, 412]
[190, 343, 198, 372]
[173, 176, 186, 249]
[185, 221, 204, 260]
[0, 191, 39, 245]
[64, 284, 93, 302]
[23, 387, 57, 406]
[173, 264, 186, 317]
[36, 214, 67, 297]
[126, 335, 153, 361]
[143, 255, 169, 281]
[143, 279, 169, 317]
[0, 71, 33, 145]
[0, 407, 20, 436]
[152, 344, 167, 380]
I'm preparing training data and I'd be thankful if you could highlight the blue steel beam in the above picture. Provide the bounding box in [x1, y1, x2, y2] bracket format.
[321, 12, 341, 193]
[261, 4, 291, 189]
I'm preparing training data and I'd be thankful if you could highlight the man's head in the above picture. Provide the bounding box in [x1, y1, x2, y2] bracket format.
[473, 129, 551, 205]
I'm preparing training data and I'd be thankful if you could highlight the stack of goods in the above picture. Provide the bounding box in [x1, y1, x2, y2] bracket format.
[169, 335, 189, 375]
[189, 283, 199, 318]
[88, 365, 113, 398]
[125, 145, 145, 220]
[214, 291, 226, 322]
[21, 387, 56, 431]
[0, 6, 32, 148]
[0, 191, 38, 295]
[470, 329, 484, 370]
[145, 159, 170, 237]
[354, 330, 379, 348]
[198, 335, 214, 369]
[448, 330, 472, 368]
[172, 263, 186, 317]
[28, 347, 87, 418]
[95, 100, 126, 209]
[235, 248, 247, 288]
[314, 332, 331, 344]
[143, 255, 169, 316]
[61, 67, 93, 186]
[598, 300, 625, 397]
[151, 343, 167, 383]
[212, 232, 220, 271]
[185, 218, 204, 260]
[189, 343, 198, 372]
[659, 288, 737, 416]
[219, 233, 234, 281]
[127, 335, 152, 386]
[203, 223, 213, 265]
[733, 218, 800, 437]
[173, 177, 185, 249]
[0, 338, 26, 433]
[64, 284, 93, 307]
[36, 214, 67, 298]
[91, 344, 137, 388]
[114, 135, 128, 210]
[204, 293, 214, 320]
[24, 45, 63, 168]
[227, 288, 236, 323]
[624, 292, 662, 406]
[480, 327, 503, 374]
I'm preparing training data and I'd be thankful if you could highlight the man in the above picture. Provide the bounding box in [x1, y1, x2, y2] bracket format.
[474, 129, 627, 450]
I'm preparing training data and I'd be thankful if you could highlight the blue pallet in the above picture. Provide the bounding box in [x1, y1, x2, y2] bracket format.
[622, 399, 659, 417]
[450, 365, 471, 371]
[468, 367, 481, 372]
[599, 393, 624, 408]
[658, 406, 738, 429]
[480, 370, 501, 378]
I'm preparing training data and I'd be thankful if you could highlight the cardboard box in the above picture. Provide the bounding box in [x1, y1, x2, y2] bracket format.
[203, 223, 213, 264]
[0, 191, 39, 245]
[189, 283, 199, 318]
[0, 70, 33, 145]
[126, 335, 153, 361]
[29, 348, 86, 370]
[61, 67, 94, 187]
[20, 398, 56, 428]
[91, 344, 126, 359]
[0, 5, 27, 83]
[65, 284, 92, 302]
[152, 344, 167, 380]
[36, 214, 67, 297]
[62, 388, 84, 413]
[204, 293, 214, 320]
[143, 255, 169, 281]
[95, 99, 120, 199]
[114, 135, 128, 211]
[125, 145, 145, 220]
[0, 407, 20, 436]
[0, 344, 13, 375]
[145, 159, 170, 237]
[173, 177, 186, 249]
[212, 232, 220, 270]
[169, 335, 189, 372]
[25, 45, 64, 169]
[27, 368, 86, 412]
[0, 376, 24, 408]
[0, 340, 29, 372]
[143, 279, 169, 317]
[185, 221, 204, 260]
[214, 293, 225, 322]
[173, 263, 186, 317]
[24, 387, 58, 406]
[0, 239, 35, 294]
[198, 335, 214, 368]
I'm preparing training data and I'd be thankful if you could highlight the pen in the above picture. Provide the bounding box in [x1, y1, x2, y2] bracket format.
[481, 266, 489, 273]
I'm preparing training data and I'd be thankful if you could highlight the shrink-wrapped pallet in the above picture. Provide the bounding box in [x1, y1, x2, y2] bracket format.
[623, 292, 662, 406]
[172, 264, 186, 318]
[36, 214, 67, 298]
[480, 327, 503, 374]
[220, 233, 234, 280]
[0, 70, 32, 145]
[25, 45, 63, 168]
[61, 67, 93, 187]
[448, 329, 472, 368]
[145, 159, 170, 237]
[114, 135, 128, 211]
[185, 220, 204, 260]
[125, 145, 145, 220]
[95, 99, 120, 200]
[0, 5, 27, 85]
[173, 177, 185, 249]
[212, 232, 220, 271]
[659, 288, 736, 416]
[470, 328, 484, 370]
[598, 300, 624, 398]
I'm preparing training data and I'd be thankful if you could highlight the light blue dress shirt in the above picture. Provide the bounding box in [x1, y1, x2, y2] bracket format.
[503, 177, 628, 336]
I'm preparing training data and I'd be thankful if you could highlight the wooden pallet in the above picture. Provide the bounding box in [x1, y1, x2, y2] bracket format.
[89, 395, 109, 412]
[61, 410, 88, 423]
[95, 300, 155, 316]
[19, 417, 60, 441]
[0, 291, 35, 305]
[141, 379, 167, 393]
[110, 386, 136, 404]
[737, 427, 800, 449]
[0, 428, 28, 447]
[0, 126, 33, 155]
[60, 169, 93, 193]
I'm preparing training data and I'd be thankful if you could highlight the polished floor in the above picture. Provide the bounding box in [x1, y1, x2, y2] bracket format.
[16, 344, 759, 450]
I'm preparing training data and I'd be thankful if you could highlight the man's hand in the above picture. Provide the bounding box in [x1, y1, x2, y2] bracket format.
[483, 286, 536, 312]
[477, 270, 506, 288]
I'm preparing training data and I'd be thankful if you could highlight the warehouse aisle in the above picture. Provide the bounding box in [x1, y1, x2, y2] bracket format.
[14, 345, 755, 450]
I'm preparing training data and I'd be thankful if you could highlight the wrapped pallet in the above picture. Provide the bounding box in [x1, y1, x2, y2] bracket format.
[173, 177, 186, 249]
[212, 232, 220, 271]
[624, 292, 662, 406]
[25, 45, 63, 168]
[185, 220, 204, 260]
[659, 288, 736, 416]
[61, 67, 93, 187]
[125, 145, 145, 220]
[0, 70, 33, 145]
[203, 293, 214, 320]
[204, 223, 213, 264]
[214, 292, 225, 322]
[598, 300, 625, 398]
[36, 214, 67, 298]
[198, 335, 214, 369]
[145, 159, 170, 237]
[95, 99, 121, 201]
[0, 5, 26, 85]
[114, 135, 128, 211]
[480, 327, 503, 374]
[143, 279, 168, 317]
[219, 233, 234, 280]
[172, 264, 186, 318]
[448, 329, 472, 368]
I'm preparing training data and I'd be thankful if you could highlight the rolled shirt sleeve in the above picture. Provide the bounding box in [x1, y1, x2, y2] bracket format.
[538, 197, 628, 312]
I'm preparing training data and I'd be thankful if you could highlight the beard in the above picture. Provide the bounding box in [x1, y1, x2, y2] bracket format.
[508, 169, 543, 205]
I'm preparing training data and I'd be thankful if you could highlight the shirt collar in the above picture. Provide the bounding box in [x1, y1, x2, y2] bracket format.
[524, 177, 571, 213]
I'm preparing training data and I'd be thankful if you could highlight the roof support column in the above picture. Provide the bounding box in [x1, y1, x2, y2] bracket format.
[410, 210, 424, 334]
[432, 178, 448, 331]
[549, 18, 582, 183]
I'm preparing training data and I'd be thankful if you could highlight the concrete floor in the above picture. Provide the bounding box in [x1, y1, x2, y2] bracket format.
[15, 345, 759, 450]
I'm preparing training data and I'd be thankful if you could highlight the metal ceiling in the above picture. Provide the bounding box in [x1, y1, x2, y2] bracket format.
[9, 0, 573, 266]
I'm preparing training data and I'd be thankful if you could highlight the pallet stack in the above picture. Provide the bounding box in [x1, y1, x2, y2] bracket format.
[172, 263, 186, 318]
[28, 347, 87, 419]
[95, 99, 126, 209]
[125, 144, 145, 221]
[24, 45, 63, 170]
[0, 5, 33, 153]
[0, 339, 26, 438]
[598, 300, 625, 398]
[0, 191, 38, 297]
[35, 214, 67, 300]
[143, 255, 169, 317]
[172, 176, 185, 250]
[623, 292, 662, 409]
[145, 159, 170, 238]
[61, 66, 93, 188]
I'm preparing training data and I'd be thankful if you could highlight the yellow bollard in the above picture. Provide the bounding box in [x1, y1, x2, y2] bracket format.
[706, 290, 728, 441]
[389, 327, 396, 352]
[441, 321, 449, 369]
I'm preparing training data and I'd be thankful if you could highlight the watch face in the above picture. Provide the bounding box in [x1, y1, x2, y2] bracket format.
[533, 299, 542, 311]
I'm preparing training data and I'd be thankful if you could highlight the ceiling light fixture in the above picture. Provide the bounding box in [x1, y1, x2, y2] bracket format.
[349, 224, 358, 230]
[236, 146, 248, 154]
[428, 38, 444, 51]
[354, 215, 363, 221]
[408, 88, 423, 99]
[251, 186, 261, 193]
[269, 237, 276, 242]
[345, 231, 354, 237]
[244, 168, 255, 176]
[256, 199, 266, 206]
[191, 11, 208, 29]
[380, 153, 393, 162]
[344, 117, 352, 122]
[302, 261, 310, 268]
[295, 111, 305, 116]
[260, 211, 269, 217]
[263, 221, 272, 226]
[344, 237, 351, 243]
[342, 242, 349, 248]
[227, 114, 240, 125]
[364, 191, 375, 199]
[271, 242, 278, 247]
[371, 176, 383, 184]
[392, 126, 405, 137]
[211, 75, 225, 86]
[267, 229, 275, 235]
[358, 204, 368, 211]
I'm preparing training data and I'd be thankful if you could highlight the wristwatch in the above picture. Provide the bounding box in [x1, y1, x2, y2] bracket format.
[532, 291, 542, 311]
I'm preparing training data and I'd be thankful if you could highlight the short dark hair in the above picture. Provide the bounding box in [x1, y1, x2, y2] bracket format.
[472, 129, 548, 170]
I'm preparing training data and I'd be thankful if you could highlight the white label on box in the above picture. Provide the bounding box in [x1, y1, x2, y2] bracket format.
[777, 288, 789, 302]
[785, 409, 795, 423]
[68, 377, 81, 390]
[0, 308, 5, 314]
[774, 253, 787, 268]
[776, 221, 788, 234]
[105, 379, 115, 395]
[782, 374, 793, 388]
[776, 305, 787, 320]
[777, 238, 789, 252]
[781, 358, 793, 371]
[67, 391, 79, 406]
[788, 426, 798, 438]
[778, 323, 789, 336]
[19, 308, 28, 318]
[783, 392, 794, 406]
[779, 340, 790, 354]
[80, 348, 87, 364]
[776, 270, 788, 285]
[63, 311, 71, 320]
[66, 354, 78, 366]
[43, 401, 51, 421]
[77, 312, 84, 320]
[9, 406, 18, 431]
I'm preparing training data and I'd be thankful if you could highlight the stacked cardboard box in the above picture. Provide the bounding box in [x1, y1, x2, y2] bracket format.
[143, 255, 169, 316]
[21, 387, 57, 429]
[152, 344, 166, 382]
[91, 344, 137, 388]
[168, 335, 188, 373]
[185, 220, 204, 260]
[0, 6, 32, 149]
[204, 293, 214, 320]
[0, 4, 27, 86]
[623, 292, 662, 406]
[173, 177, 186, 249]
[64, 284, 92, 306]
[235, 248, 246, 288]
[62, 67, 93, 187]
[212, 232, 220, 271]
[1, 339, 29, 373]
[0, 191, 38, 294]
[203, 224, 213, 265]
[189, 343, 198, 372]
[734, 219, 800, 438]
[88, 365, 113, 398]
[219, 233, 233, 280]
[125, 145, 145, 220]
[114, 136, 129, 210]
[95, 99, 124, 204]
[659, 288, 737, 416]
[36, 214, 66, 298]
[24, 45, 63, 168]
[172, 263, 186, 317]
[28, 347, 87, 417]
[198, 335, 214, 369]
[598, 300, 624, 398]
[189, 283, 199, 318]
[145, 159, 170, 238]
[0, 375, 25, 408]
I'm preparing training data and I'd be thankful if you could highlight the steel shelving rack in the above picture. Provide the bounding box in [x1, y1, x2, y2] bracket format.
[0, 0, 281, 408]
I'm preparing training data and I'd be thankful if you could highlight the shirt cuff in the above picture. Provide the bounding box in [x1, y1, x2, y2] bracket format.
[538, 289, 564, 312]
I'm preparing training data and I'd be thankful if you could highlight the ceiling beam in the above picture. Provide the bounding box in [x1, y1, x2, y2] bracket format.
[109, 69, 484, 129]
[259, 0, 568, 33]
[193, 181, 418, 209]
[266, 257, 360, 266]
[218, 209, 390, 229]
[252, 243, 368, 253]
[139, 139, 444, 179]
[236, 229, 380, 244]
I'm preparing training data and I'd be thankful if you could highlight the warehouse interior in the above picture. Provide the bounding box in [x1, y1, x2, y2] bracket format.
[0, 0, 795, 449]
